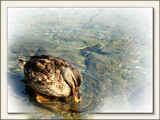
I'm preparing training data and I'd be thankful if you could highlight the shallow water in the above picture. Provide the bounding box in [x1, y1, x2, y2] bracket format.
[8, 8, 153, 119]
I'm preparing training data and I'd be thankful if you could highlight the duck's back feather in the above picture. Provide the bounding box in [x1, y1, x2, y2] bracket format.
[23, 55, 75, 97]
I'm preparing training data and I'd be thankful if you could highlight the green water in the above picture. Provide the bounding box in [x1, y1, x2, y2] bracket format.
[8, 8, 152, 119]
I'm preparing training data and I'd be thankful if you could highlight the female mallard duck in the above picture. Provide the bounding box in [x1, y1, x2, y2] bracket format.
[18, 55, 81, 103]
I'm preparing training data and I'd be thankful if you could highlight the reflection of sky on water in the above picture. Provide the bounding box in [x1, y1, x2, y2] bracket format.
[8, 7, 153, 118]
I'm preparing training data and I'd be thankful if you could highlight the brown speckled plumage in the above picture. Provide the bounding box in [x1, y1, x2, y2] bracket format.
[19, 55, 81, 98]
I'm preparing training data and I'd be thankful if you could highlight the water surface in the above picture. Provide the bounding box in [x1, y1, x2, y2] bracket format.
[8, 8, 153, 119]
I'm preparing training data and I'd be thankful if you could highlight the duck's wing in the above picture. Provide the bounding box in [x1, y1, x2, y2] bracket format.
[24, 57, 55, 79]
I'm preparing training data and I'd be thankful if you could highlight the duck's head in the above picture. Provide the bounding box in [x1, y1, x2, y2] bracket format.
[63, 67, 82, 103]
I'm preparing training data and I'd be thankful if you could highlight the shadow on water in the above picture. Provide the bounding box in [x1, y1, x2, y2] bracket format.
[8, 73, 25, 97]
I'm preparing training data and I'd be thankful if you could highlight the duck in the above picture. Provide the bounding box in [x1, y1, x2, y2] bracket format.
[18, 55, 82, 103]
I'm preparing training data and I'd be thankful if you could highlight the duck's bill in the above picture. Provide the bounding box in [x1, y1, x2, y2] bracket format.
[73, 88, 81, 103]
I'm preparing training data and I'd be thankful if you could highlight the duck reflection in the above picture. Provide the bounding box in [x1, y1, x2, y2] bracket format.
[23, 82, 82, 119]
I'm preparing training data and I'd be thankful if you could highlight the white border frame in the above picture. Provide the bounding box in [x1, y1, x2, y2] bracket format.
[1, 1, 159, 119]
